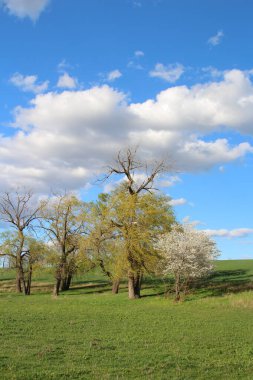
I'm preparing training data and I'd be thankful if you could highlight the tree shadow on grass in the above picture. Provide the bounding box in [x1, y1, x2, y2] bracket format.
[191, 269, 253, 298]
[2, 269, 252, 299]
[54, 269, 253, 299]
[140, 277, 174, 298]
[139, 270, 253, 300]
[0, 278, 13, 282]
[72, 279, 108, 286]
[69, 282, 110, 294]
[141, 291, 165, 298]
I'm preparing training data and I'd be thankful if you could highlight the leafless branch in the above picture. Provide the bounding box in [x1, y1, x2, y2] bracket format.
[99, 146, 173, 195]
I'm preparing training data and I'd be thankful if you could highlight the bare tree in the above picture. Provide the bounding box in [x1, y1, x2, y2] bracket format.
[103, 147, 173, 299]
[104, 147, 169, 195]
[0, 191, 42, 294]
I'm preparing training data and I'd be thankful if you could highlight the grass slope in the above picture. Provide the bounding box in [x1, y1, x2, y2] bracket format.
[1, 260, 253, 379]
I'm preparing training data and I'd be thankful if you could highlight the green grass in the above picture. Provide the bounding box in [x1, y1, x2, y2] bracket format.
[1, 260, 253, 379]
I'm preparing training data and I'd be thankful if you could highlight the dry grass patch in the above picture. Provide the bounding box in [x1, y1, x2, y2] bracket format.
[228, 292, 253, 309]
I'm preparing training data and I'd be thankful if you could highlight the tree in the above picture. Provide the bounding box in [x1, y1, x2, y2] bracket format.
[0, 191, 42, 294]
[103, 147, 174, 299]
[0, 232, 49, 295]
[104, 147, 169, 195]
[109, 184, 175, 299]
[39, 193, 88, 296]
[155, 224, 220, 301]
[85, 194, 121, 294]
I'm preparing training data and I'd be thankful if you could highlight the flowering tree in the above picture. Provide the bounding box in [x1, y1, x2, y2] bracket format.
[156, 225, 220, 301]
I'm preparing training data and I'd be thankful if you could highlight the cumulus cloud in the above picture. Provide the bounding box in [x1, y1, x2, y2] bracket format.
[106, 70, 122, 82]
[149, 63, 184, 82]
[10, 73, 49, 93]
[168, 198, 187, 206]
[1, 0, 50, 21]
[1, 69, 253, 192]
[130, 69, 253, 136]
[57, 72, 78, 89]
[203, 228, 253, 238]
[208, 30, 224, 46]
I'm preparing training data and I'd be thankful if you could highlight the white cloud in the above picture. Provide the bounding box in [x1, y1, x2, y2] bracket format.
[203, 228, 253, 238]
[182, 216, 203, 227]
[128, 61, 143, 70]
[1, 69, 253, 192]
[135, 50, 144, 57]
[130, 69, 253, 137]
[127, 50, 144, 70]
[149, 63, 184, 82]
[159, 175, 181, 188]
[103, 177, 125, 193]
[57, 72, 78, 89]
[57, 60, 72, 72]
[169, 198, 187, 206]
[106, 70, 122, 82]
[202, 66, 224, 78]
[105, 174, 180, 194]
[10, 73, 49, 93]
[1, 0, 50, 21]
[132, 1, 142, 7]
[208, 30, 224, 46]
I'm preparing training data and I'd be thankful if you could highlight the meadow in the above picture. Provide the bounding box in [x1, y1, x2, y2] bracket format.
[1, 260, 253, 379]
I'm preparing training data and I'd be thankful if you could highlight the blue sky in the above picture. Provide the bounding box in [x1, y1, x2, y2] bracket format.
[0, 0, 253, 259]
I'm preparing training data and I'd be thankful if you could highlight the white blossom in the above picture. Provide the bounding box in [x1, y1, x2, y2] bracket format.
[156, 224, 220, 300]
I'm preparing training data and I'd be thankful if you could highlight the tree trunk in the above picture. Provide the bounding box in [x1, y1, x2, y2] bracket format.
[17, 233, 25, 294]
[53, 278, 61, 297]
[59, 260, 67, 291]
[99, 259, 112, 279]
[174, 273, 180, 302]
[16, 269, 22, 293]
[60, 272, 72, 291]
[60, 277, 67, 291]
[65, 274, 72, 290]
[128, 272, 141, 299]
[24, 265, 32, 295]
[128, 273, 136, 299]
[112, 279, 120, 294]
[183, 276, 190, 295]
[134, 272, 142, 298]
[25, 285, 31, 295]
[16, 254, 23, 293]
[18, 264, 28, 296]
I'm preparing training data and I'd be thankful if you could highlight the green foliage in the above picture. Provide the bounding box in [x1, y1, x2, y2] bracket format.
[108, 185, 176, 277]
[39, 193, 92, 293]
[0, 231, 51, 291]
[83, 188, 175, 286]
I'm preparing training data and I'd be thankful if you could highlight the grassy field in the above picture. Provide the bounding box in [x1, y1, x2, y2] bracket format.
[1, 260, 253, 379]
